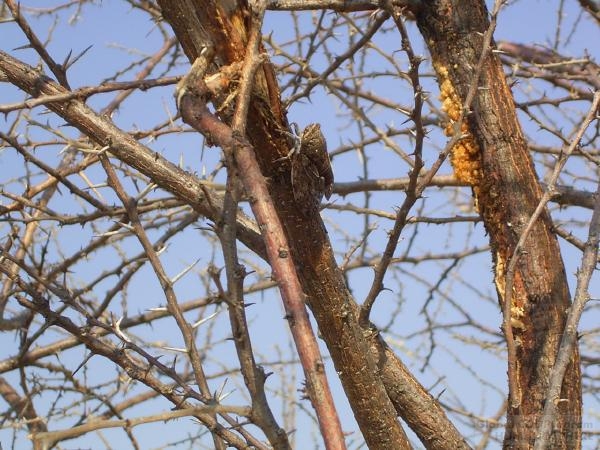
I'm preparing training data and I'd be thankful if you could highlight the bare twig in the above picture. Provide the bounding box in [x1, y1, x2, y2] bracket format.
[211, 3, 292, 448]
[266, 0, 413, 11]
[176, 5, 345, 446]
[503, 90, 600, 410]
[0, 75, 179, 114]
[359, 0, 503, 326]
[359, 6, 425, 325]
[533, 92, 600, 449]
[13, 294, 258, 449]
[100, 155, 231, 450]
[5, 0, 71, 88]
[31, 405, 251, 448]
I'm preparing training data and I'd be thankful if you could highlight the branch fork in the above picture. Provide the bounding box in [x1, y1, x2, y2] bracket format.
[175, 30, 346, 450]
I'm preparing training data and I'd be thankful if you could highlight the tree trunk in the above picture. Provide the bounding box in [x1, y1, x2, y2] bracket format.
[157, 1, 413, 448]
[413, 1, 581, 448]
[154, 1, 480, 448]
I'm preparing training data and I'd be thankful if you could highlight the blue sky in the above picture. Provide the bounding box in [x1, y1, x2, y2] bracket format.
[1, 1, 599, 448]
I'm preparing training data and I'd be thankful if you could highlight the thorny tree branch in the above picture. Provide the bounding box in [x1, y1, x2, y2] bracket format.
[100, 154, 227, 449]
[175, 5, 345, 445]
[209, 3, 293, 448]
[0, 278, 276, 375]
[0, 38, 266, 448]
[335, 176, 600, 210]
[266, 0, 415, 12]
[503, 90, 600, 410]
[0, 25, 180, 324]
[4, 0, 71, 88]
[0, 50, 265, 255]
[360, 0, 505, 326]
[359, 6, 425, 325]
[31, 406, 252, 448]
[0, 256, 266, 449]
[0, 74, 180, 114]
[533, 91, 600, 448]
[0, 375, 47, 438]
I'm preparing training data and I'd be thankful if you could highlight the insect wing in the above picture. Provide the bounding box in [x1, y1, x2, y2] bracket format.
[291, 153, 322, 215]
[300, 124, 333, 199]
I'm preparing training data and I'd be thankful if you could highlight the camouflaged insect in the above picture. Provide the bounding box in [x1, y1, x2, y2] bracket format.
[290, 123, 334, 215]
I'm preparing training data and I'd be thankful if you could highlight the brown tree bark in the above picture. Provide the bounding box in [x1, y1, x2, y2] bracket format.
[0, 1, 593, 448]
[0, 43, 470, 450]
[413, 1, 582, 448]
[157, 1, 412, 449]
[156, 1, 470, 449]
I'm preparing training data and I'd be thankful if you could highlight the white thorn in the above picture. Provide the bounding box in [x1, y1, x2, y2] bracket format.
[114, 317, 131, 343]
[192, 310, 220, 329]
[161, 346, 188, 353]
[171, 258, 201, 284]
[135, 183, 157, 201]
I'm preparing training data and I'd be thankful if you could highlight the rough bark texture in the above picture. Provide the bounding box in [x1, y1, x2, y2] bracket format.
[413, 1, 582, 448]
[0, 44, 471, 450]
[0, 2, 482, 447]
[157, 1, 413, 448]
[154, 1, 479, 448]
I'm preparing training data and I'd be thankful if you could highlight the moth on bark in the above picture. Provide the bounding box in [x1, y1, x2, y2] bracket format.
[289, 123, 334, 215]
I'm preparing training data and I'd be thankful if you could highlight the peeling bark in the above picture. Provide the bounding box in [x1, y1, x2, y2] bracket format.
[413, 1, 581, 448]
[157, 1, 471, 449]
[158, 1, 412, 448]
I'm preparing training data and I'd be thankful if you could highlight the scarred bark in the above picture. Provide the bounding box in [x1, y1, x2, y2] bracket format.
[156, 1, 470, 449]
[157, 1, 411, 448]
[413, 1, 582, 448]
[0, 43, 471, 450]
[0, 3, 483, 448]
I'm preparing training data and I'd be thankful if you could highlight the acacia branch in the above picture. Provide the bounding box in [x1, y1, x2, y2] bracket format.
[266, 0, 415, 12]
[12, 295, 259, 449]
[534, 92, 600, 449]
[5, 0, 71, 88]
[503, 91, 600, 409]
[360, 0, 501, 325]
[359, 6, 425, 325]
[209, 4, 293, 448]
[176, 44, 345, 449]
[0, 50, 266, 259]
[31, 406, 252, 449]
[0, 75, 180, 114]
[157, 2, 474, 448]
[100, 156, 213, 397]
